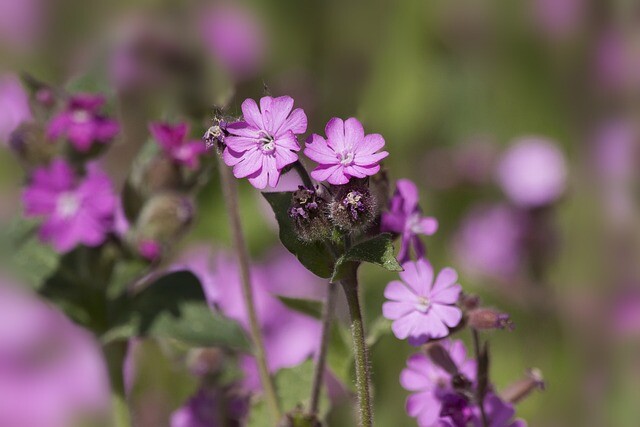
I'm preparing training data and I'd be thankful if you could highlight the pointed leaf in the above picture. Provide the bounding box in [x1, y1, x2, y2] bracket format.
[331, 233, 402, 282]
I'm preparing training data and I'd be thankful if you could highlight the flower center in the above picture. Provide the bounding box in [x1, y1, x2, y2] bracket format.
[338, 150, 355, 166]
[407, 213, 422, 233]
[71, 110, 91, 124]
[414, 296, 431, 313]
[56, 192, 80, 218]
[258, 131, 276, 153]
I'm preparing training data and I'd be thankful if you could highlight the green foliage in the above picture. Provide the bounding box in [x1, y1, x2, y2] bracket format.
[262, 192, 335, 278]
[277, 296, 323, 319]
[109, 271, 251, 350]
[331, 234, 402, 282]
[248, 360, 329, 427]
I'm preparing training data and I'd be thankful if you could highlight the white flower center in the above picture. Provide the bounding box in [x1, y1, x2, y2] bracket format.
[338, 151, 355, 166]
[174, 146, 192, 161]
[414, 296, 431, 313]
[56, 192, 80, 218]
[71, 110, 91, 124]
[257, 131, 276, 154]
[407, 213, 422, 234]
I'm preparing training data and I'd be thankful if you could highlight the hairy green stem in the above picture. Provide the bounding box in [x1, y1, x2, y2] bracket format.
[472, 329, 489, 427]
[217, 157, 281, 422]
[341, 266, 373, 427]
[309, 282, 338, 414]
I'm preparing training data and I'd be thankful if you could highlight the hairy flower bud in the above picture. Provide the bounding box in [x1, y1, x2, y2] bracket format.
[134, 192, 194, 246]
[142, 154, 182, 194]
[329, 184, 377, 233]
[288, 186, 331, 242]
[468, 308, 514, 331]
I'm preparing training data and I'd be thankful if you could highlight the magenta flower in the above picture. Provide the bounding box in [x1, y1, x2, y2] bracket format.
[382, 179, 438, 262]
[149, 122, 206, 169]
[496, 137, 567, 208]
[400, 340, 475, 427]
[22, 159, 117, 252]
[383, 259, 462, 345]
[47, 94, 119, 152]
[223, 96, 307, 189]
[304, 117, 388, 185]
[0, 73, 32, 144]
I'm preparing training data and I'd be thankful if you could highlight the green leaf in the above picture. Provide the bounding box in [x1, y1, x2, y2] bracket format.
[0, 218, 60, 290]
[106, 259, 149, 299]
[277, 296, 323, 319]
[331, 233, 402, 282]
[262, 192, 334, 278]
[111, 271, 250, 351]
[366, 317, 392, 347]
[248, 360, 330, 427]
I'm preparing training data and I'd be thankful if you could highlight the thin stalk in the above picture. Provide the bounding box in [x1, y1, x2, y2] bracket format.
[341, 266, 373, 427]
[103, 341, 132, 427]
[309, 282, 338, 414]
[217, 157, 281, 422]
[472, 329, 489, 427]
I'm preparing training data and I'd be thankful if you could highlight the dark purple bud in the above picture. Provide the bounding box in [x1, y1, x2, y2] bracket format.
[329, 183, 377, 233]
[468, 308, 514, 331]
[289, 186, 331, 242]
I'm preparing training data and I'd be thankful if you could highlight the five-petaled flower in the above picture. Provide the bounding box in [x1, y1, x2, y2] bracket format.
[382, 179, 438, 263]
[149, 122, 207, 169]
[223, 96, 307, 189]
[304, 117, 388, 185]
[383, 258, 462, 345]
[22, 159, 117, 252]
[46, 94, 119, 152]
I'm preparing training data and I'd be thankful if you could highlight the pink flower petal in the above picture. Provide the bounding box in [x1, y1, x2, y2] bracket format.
[278, 107, 307, 136]
[233, 149, 263, 178]
[344, 117, 365, 146]
[382, 301, 414, 320]
[359, 133, 385, 154]
[241, 98, 264, 130]
[324, 117, 346, 151]
[432, 267, 458, 296]
[431, 303, 462, 328]
[261, 96, 293, 135]
[384, 280, 417, 302]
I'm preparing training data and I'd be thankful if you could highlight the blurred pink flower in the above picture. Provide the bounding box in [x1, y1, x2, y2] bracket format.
[496, 137, 567, 208]
[305, 117, 388, 185]
[594, 30, 640, 92]
[0, 74, 32, 144]
[200, 3, 266, 80]
[383, 259, 462, 346]
[453, 204, 525, 283]
[0, 0, 43, 51]
[47, 94, 119, 152]
[22, 159, 117, 252]
[149, 122, 207, 169]
[381, 179, 438, 263]
[223, 96, 307, 189]
[0, 279, 109, 427]
[531, 0, 584, 40]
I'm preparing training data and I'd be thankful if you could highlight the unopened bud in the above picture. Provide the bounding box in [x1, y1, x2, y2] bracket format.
[137, 239, 162, 261]
[142, 154, 182, 194]
[329, 184, 377, 233]
[459, 293, 481, 311]
[500, 368, 545, 404]
[278, 407, 322, 427]
[289, 186, 331, 242]
[9, 123, 57, 168]
[468, 308, 514, 331]
[134, 193, 194, 244]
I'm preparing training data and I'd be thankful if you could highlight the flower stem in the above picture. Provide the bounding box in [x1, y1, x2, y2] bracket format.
[103, 341, 132, 427]
[472, 329, 489, 427]
[217, 157, 281, 422]
[292, 160, 314, 188]
[341, 265, 373, 427]
[309, 282, 338, 414]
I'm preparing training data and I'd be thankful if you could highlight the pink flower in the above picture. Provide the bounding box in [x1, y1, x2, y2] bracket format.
[22, 159, 117, 252]
[400, 340, 475, 427]
[149, 122, 206, 169]
[383, 259, 462, 345]
[223, 96, 307, 189]
[46, 94, 119, 152]
[381, 179, 438, 262]
[304, 117, 388, 185]
[0, 73, 32, 144]
[496, 137, 567, 208]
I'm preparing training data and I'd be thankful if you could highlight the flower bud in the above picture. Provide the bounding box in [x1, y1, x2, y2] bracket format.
[500, 368, 545, 404]
[142, 154, 182, 194]
[288, 186, 331, 242]
[134, 193, 194, 246]
[468, 308, 514, 331]
[278, 407, 322, 427]
[9, 123, 57, 169]
[329, 183, 377, 233]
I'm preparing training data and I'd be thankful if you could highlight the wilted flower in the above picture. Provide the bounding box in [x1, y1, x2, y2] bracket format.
[0, 74, 32, 144]
[496, 137, 567, 208]
[149, 122, 207, 169]
[467, 308, 513, 331]
[304, 117, 388, 185]
[400, 340, 475, 426]
[22, 159, 117, 252]
[288, 186, 331, 242]
[381, 179, 438, 262]
[46, 94, 119, 152]
[223, 96, 307, 189]
[383, 259, 462, 345]
[328, 183, 377, 233]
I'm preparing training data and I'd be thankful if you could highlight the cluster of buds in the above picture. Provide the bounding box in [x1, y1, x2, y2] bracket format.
[288, 186, 331, 242]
